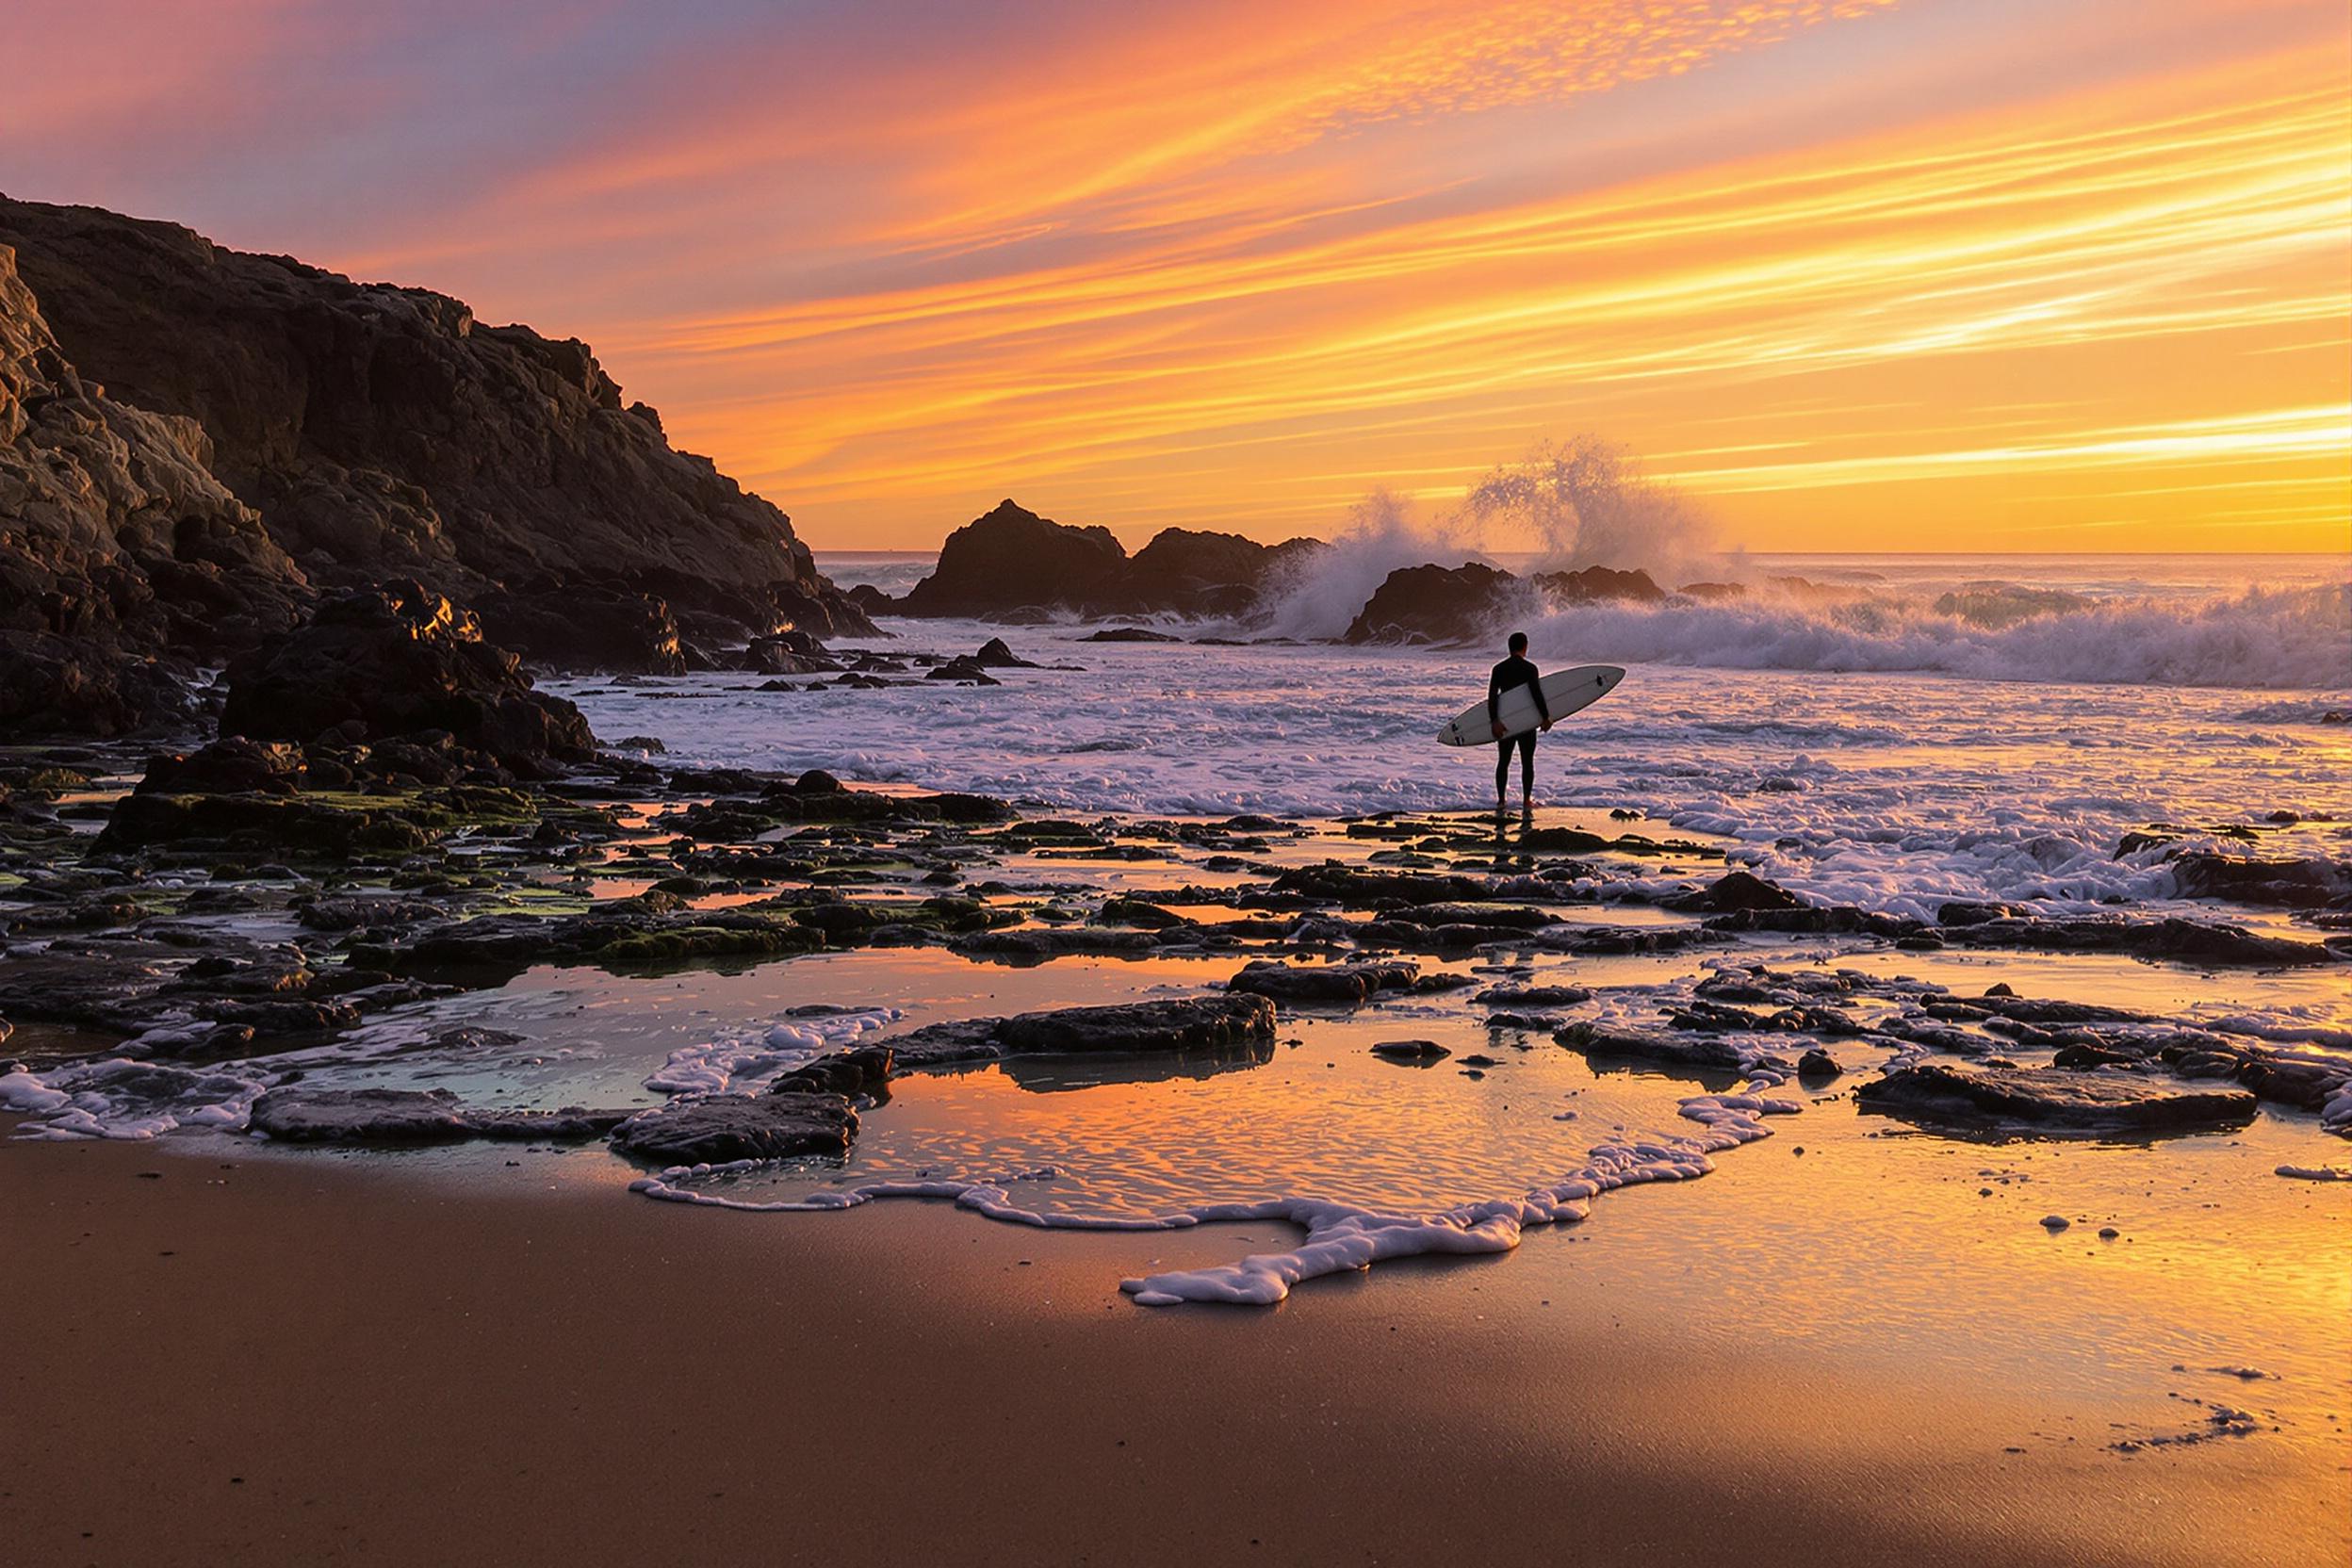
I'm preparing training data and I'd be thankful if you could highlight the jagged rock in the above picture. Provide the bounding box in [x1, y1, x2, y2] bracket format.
[1857, 1063, 2256, 1133]
[845, 583, 894, 616]
[924, 657, 1000, 684]
[0, 195, 873, 674]
[1228, 959, 1419, 1004]
[743, 629, 840, 676]
[0, 238, 310, 687]
[770, 1045, 895, 1098]
[0, 635, 208, 740]
[1342, 563, 1525, 645]
[1664, 871, 1805, 913]
[900, 500, 1129, 616]
[134, 736, 301, 795]
[474, 581, 686, 675]
[972, 638, 1037, 668]
[219, 581, 592, 776]
[1124, 529, 1325, 615]
[611, 1092, 858, 1164]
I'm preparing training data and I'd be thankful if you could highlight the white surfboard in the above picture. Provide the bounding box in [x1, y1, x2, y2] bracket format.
[1438, 664, 1624, 746]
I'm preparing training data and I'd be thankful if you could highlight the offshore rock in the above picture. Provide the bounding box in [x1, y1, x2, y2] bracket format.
[1342, 563, 1525, 645]
[898, 499, 1324, 619]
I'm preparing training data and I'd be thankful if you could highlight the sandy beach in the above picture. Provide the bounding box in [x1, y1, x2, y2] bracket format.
[5, 1121, 2341, 1568]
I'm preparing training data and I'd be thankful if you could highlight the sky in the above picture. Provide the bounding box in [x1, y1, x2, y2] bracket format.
[4, 0, 2347, 553]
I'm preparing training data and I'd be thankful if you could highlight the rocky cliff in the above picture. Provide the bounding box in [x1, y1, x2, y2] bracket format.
[0, 195, 871, 704]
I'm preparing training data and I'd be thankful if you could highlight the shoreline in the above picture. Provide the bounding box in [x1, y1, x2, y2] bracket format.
[5, 1127, 2340, 1567]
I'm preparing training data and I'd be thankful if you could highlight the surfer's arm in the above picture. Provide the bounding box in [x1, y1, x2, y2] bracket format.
[1531, 672, 1552, 727]
[1486, 666, 1504, 725]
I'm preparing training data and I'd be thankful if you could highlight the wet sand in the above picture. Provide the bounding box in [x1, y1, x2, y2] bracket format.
[5, 1129, 2338, 1568]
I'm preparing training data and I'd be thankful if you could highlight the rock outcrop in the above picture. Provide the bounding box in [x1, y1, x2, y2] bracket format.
[218, 581, 594, 776]
[895, 499, 1323, 619]
[0, 194, 872, 697]
[1, 239, 308, 733]
[1342, 563, 1526, 645]
[1343, 561, 1667, 645]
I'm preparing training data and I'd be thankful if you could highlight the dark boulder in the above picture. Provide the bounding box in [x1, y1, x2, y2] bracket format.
[1228, 959, 1419, 1004]
[134, 736, 301, 796]
[1342, 562, 1525, 645]
[473, 581, 686, 675]
[1663, 871, 1805, 914]
[972, 637, 1037, 668]
[220, 581, 593, 776]
[1370, 1038, 1450, 1064]
[0, 634, 206, 739]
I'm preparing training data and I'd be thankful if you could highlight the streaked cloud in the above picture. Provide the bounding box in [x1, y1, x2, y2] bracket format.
[3, 0, 2344, 550]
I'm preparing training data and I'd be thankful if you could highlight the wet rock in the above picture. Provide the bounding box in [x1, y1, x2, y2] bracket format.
[249, 1086, 473, 1142]
[923, 657, 1001, 684]
[887, 995, 1276, 1068]
[134, 736, 302, 796]
[1342, 562, 1525, 645]
[1707, 906, 1923, 940]
[949, 927, 1163, 959]
[1228, 959, 1420, 1004]
[1554, 1021, 1782, 1077]
[220, 583, 593, 777]
[1856, 1063, 2257, 1133]
[1075, 626, 1180, 645]
[1473, 984, 1593, 1007]
[1797, 1047, 1842, 1080]
[1663, 871, 1805, 914]
[2167, 852, 2351, 910]
[1939, 914, 2341, 968]
[743, 630, 841, 677]
[770, 1045, 895, 1097]
[611, 1092, 858, 1164]
[1268, 863, 1492, 906]
[294, 895, 448, 932]
[972, 638, 1037, 668]
[1370, 1038, 1449, 1064]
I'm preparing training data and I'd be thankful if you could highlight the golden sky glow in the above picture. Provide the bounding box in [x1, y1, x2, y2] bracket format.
[5, 0, 2347, 551]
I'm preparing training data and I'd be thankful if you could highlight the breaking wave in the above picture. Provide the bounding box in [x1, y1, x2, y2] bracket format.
[1521, 580, 2351, 691]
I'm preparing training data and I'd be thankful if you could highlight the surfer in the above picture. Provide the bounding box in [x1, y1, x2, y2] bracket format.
[1489, 631, 1552, 819]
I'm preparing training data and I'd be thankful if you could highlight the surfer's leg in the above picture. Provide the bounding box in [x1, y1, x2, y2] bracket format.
[1494, 738, 1511, 806]
[1517, 734, 1537, 807]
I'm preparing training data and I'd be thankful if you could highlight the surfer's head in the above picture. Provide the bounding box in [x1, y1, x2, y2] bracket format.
[1508, 631, 1527, 655]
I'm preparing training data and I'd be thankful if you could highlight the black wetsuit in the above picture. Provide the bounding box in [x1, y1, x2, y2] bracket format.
[1488, 656, 1551, 801]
